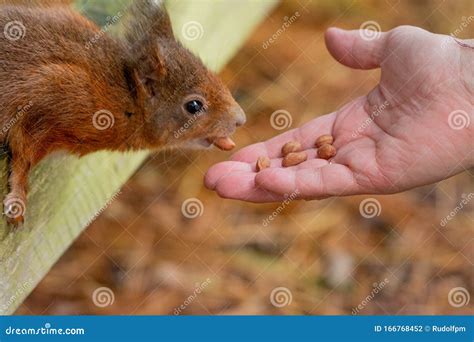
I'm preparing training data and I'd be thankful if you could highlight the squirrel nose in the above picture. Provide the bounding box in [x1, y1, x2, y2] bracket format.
[231, 105, 246, 127]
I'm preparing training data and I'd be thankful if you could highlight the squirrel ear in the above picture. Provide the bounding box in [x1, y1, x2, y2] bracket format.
[133, 68, 153, 100]
[150, 45, 167, 79]
[127, 0, 174, 41]
[125, 1, 173, 99]
[123, 63, 148, 100]
[152, 3, 174, 38]
[126, 45, 167, 100]
[143, 44, 167, 82]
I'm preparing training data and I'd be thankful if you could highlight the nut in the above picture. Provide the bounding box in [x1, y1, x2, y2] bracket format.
[212, 137, 236, 151]
[282, 151, 307, 167]
[281, 141, 302, 156]
[315, 134, 334, 148]
[317, 144, 336, 160]
[256, 156, 271, 171]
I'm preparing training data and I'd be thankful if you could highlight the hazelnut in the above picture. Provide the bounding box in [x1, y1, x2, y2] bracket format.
[317, 144, 336, 160]
[281, 141, 302, 156]
[282, 151, 307, 167]
[256, 156, 271, 171]
[315, 134, 334, 148]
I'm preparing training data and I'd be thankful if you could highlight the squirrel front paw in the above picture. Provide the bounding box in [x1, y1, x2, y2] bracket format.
[3, 192, 26, 226]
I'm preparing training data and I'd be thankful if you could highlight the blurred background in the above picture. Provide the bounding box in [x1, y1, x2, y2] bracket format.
[18, 0, 473, 315]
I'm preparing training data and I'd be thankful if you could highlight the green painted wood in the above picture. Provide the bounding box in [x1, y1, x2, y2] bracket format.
[0, 0, 278, 315]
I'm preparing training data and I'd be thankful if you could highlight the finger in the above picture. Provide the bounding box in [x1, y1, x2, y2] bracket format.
[205, 149, 323, 190]
[255, 163, 361, 198]
[231, 113, 336, 163]
[213, 171, 285, 203]
[204, 161, 251, 190]
[325, 27, 387, 70]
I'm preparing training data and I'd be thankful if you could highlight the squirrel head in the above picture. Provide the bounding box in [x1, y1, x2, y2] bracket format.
[125, 0, 245, 150]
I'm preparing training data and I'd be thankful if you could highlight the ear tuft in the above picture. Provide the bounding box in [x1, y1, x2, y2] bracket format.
[124, 0, 174, 100]
[125, 0, 174, 45]
[150, 0, 164, 7]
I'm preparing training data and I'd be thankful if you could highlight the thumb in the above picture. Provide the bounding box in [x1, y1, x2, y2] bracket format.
[325, 27, 387, 70]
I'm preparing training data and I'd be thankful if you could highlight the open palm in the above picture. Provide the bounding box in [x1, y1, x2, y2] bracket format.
[205, 26, 473, 202]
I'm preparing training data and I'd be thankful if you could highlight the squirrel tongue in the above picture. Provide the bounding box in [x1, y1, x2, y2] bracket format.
[210, 137, 236, 151]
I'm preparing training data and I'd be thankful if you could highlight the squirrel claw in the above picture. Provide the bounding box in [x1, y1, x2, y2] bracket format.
[5, 213, 24, 226]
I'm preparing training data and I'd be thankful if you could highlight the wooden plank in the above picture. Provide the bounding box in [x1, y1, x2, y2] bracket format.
[0, 0, 278, 314]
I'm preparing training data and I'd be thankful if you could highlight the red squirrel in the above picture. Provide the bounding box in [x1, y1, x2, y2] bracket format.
[0, 0, 246, 224]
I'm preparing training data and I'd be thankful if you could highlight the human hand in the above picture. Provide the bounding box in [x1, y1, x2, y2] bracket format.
[205, 26, 473, 202]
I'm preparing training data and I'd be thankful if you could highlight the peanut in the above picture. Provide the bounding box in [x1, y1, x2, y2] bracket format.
[212, 137, 236, 151]
[317, 144, 336, 160]
[282, 151, 307, 167]
[256, 156, 271, 171]
[281, 141, 302, 156]
[315, 134, 334, 148]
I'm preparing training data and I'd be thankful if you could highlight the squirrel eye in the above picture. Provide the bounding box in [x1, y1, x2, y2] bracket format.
[185, 100, 204, 115]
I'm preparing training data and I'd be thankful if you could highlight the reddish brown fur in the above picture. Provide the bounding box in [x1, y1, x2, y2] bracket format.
[0, 0, 245, 224]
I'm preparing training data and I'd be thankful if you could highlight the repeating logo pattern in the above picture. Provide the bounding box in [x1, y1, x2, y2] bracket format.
[359, 21, 382, 41]
[4, 196, 26, 219]
[448, 110, 470, 130]
[92, 110, 115, 131]
[359, 198, 382, 218]
[270, 110, 293, 130]
[448, 287, 470, 308]
[270, 287, 293, 308]
[181, 21, 204, 41]
[181, 198, 204, 219]
[4, 21, 26, 41]
[92, 287, 115, 307]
